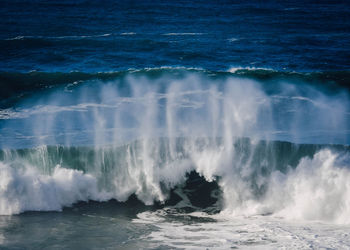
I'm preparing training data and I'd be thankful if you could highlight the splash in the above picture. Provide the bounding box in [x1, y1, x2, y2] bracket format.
[0, 71, 349, 223]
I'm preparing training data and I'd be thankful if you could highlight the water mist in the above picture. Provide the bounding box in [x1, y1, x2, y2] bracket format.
[0, 72, 349, 223]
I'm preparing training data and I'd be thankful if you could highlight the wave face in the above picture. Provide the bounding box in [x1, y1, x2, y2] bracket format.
[0, 69, 350, 223]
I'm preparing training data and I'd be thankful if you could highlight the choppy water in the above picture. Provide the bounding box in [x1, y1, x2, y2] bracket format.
[1, 0, 350, 249]
[1, 0, 350, 72]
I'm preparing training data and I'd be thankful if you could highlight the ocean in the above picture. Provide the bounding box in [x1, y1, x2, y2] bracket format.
[0, 0, 350, 249]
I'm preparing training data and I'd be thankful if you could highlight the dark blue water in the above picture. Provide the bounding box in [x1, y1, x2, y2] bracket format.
[1, 0, 350, 72]
[1, 1, 350, 249]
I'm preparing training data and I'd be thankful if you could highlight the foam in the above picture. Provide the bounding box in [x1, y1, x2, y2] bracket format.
[134, 209, 350, 249]
[227, 66, 275, 73]
[163, 33, 205, 36]
[269, 150, 350, 223]
[0, 162, 111, 215]
[227, 38, 239, 42]
[120, 32, 136, 35]
[5, 34, 111, 41]
[214, 149, 350, 224]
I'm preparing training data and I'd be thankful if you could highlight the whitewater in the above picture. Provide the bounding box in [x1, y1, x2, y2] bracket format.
[0, 69, 349, 248]
[1, 0, 350, 248]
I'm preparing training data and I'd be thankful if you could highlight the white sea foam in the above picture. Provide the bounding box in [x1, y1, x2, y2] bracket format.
[0, 162, 111, 215]
[5, 36, 25, 40]
[269, 150, 350, 223]
[52, 34, 111, 39]
[1, 143, 349, 224]
[5, 34, 111, 41]
[120, 32, 136, 35]
[134, 209, 350, 249]
[227, 66, 274, 73]
[227, 38, 239, 42]
[163, 33, 205, 36]
[214, 150, 350, 224]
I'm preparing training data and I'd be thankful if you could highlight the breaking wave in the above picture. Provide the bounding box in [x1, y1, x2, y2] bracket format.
[0, 68, 349, 223]
[0, 140, 349, 224]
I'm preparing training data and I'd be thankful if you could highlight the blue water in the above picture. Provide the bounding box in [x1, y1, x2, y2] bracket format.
[1, 1, 350, 249]
[1, 0, 350, 72]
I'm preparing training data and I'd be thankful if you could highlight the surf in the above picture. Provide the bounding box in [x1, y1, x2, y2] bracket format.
[0, 69, 349, 224]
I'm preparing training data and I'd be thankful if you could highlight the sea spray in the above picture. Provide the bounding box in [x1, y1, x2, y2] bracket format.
[1, 72, 348, 148]
[0, 71, 349, 224]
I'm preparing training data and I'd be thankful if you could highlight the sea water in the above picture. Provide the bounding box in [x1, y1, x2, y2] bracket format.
[1, 1, 350, 249]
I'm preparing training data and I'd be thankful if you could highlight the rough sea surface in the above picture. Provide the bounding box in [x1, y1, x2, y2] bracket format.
[0, 0, 350, 249]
